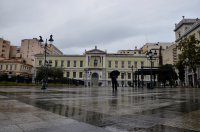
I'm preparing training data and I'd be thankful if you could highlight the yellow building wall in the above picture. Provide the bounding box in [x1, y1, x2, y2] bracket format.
[35, 53, 159, 82]
[0, 62, 32, 76]
[36, 55, 86, 79]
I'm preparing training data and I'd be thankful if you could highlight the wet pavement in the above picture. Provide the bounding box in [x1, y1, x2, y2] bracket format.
[0, 86, 200, 132]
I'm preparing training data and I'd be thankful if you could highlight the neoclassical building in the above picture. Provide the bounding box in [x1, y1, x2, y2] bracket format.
[0, 59, 33, 79]
[174, 17, 200, 86]
[34, 46, 159, 87]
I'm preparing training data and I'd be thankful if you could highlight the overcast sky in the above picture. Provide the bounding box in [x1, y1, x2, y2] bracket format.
[0, 0, 199, 54]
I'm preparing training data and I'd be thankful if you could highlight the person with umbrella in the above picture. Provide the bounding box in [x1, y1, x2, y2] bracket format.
[110, 70, 120, 91]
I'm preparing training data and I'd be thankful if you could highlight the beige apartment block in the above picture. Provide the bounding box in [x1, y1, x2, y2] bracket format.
[117, 47, 142, 55]
[21, 38, 63, 65]
[49, 44, 63, 55]
[174, 16, 200, 86]
[9, 46, 21, 58]
[162, 43, 178, 65]
[35, 46, 160, 87]
[0, 59, 33, 78]
[141, 42, 174, 54]
[21, 38, 45, 65]
[0, 38, 11, 59]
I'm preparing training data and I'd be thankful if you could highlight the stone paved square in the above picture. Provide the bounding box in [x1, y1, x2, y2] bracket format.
[0, 86, 200, 132]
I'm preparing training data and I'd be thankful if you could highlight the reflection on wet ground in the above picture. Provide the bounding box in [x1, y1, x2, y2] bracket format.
[0, 86, 200, 132]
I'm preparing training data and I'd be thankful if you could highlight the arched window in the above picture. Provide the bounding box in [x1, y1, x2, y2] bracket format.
[94, 58, 98, 67]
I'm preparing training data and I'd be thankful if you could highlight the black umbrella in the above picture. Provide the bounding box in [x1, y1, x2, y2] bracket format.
[110, 70, 120, 77]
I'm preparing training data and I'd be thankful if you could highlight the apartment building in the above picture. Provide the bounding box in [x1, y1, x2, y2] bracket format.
[0, 38, 11, 59]
[141, 42, 174, 54]
[162, 43, 178, 65]
[21, 38, 63, 65]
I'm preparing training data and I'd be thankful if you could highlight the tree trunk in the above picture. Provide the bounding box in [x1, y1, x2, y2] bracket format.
[194, 72, 197, 88]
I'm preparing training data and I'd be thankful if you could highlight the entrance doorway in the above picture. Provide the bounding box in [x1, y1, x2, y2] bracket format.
[91, 73, 99, 87]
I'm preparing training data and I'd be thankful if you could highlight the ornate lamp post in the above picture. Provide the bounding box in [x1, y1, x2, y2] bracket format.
[146, 50, 157, 89]
[131, 65, 134, 88]
[38, 35, 54, 90]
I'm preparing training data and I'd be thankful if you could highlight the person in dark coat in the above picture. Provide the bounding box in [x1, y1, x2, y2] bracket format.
[111, 75, 118, 91]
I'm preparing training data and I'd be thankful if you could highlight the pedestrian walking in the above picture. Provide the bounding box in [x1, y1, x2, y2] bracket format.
[110, 70, 120, 92]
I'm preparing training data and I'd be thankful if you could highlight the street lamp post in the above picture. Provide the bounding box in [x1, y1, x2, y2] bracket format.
[146, 50, 157, 89]
[131, 65, 134, 88]
[38, 35, 54, 90]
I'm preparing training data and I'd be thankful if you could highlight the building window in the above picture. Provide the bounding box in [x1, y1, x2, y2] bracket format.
[80, 61, 83, 67]
[0, 65, 2, 70]
[67, 60, 70, 67]
[73, 72, 76, 78]
[108, 72, 110, 78]
[121, 61, 124, 68]
[115, 61, 118, 68]
[73, 61, 76, 67]
[108, 61, 111, 68]
[79, 72, 83, 78]
[6, 65, 8, 70]
[10, 65, 12, 70]
[94, 59, 98, 67]
[178, 32, 181, 38]
[39, 60, 42, 66]
[48, 60, 52, 66]
[134, 61, 137, 68]
[128, 61, 131, 68]
[121, 73, 124, 79]
[128, 73, 131, 79]
[55, 60, 58, 67]
[61, 60, 64, 67]
[2, 50, 5, 52]
[141, 61, 144, 68]
[152, 62, 154, 67]
[185, 27, 188, 31]
[66, 72, 70, 78]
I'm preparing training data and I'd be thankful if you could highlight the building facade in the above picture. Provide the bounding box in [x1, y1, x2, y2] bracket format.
[174, 16, 200, 86]
[21, 38, 63, 65]
[0, 59, 33, 79]
[141, 42, 174, 54]
[9, 46, 21, 58]
[162, 43, 178, 65]
[0, 37, 63, 81]
[49, 44, 63, 55]
[35, 46, 159, 87]
[0, 38, 11, 59]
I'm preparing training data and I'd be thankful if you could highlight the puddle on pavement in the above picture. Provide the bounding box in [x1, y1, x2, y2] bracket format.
[0, 92, 115, 127]
[0, 89, 200, 132]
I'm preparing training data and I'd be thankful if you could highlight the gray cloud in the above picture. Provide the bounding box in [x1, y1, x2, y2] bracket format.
[0, 0, 199, 54]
